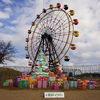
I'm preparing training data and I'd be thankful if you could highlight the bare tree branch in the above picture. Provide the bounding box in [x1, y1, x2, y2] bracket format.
[0, 40, 17, 64]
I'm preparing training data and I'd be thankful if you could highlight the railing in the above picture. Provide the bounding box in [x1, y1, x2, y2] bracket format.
[0, 64, 100, 83]
[63, 65, 100, 80]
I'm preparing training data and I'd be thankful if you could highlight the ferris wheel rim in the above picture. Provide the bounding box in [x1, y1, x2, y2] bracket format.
[27, 6, 75, 62]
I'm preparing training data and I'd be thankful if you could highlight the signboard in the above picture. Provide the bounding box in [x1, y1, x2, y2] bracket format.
[44, 92, 64, 98]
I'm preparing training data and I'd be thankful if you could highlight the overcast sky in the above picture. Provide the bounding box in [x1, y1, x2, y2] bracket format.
[0, 0, 100, 66]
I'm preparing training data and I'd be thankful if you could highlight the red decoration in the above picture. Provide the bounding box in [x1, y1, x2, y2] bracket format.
[46, 68, 50, 72]
[40, 63, 43, 66]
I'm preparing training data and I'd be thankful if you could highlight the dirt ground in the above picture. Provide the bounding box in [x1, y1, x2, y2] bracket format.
[0, 87, 100, 100]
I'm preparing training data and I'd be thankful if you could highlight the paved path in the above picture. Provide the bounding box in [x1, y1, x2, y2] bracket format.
[0, 88, 100, 100]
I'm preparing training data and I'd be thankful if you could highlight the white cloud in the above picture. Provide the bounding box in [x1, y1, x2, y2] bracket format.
[2, 0, 12, 4]
[5, 58, 29, 66]
[0, 11, 9, 19]
[4, 7, 12, 12]
[0, 0, 100, 66]
[0, 22, 3, 27]
[11, 20, 18, 24]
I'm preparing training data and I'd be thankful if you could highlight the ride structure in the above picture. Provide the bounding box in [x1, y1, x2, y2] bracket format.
[25, 3, 79, 74]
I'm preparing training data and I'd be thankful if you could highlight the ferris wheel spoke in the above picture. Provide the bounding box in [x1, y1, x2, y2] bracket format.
[42, 15, 46, 29]
[34, 46, 39, 52]
[39, 17, 48, 30]
[45, 13, 50, 27]
[51, 16, 67, 30]
[39, 17, 47, 30]
[52, 37, 70, 44]
[29, 48, 34, 58]
[49, 11, 60, 28]
[31, 36, 40, 43]
[31, 40, 39, 44]
[32, 44, 39, 50]
[54, 43, 65, 54]
[32, 41, 40, 49]
[38, 17, 49, 30]
[63, 21, 72, 27]
[50, 17, 57, 28]
[48, 11, 56, 27]
[34, 31, 41, 34]
[54, 33, 65, 53]
[55, 43, 67, 60]
[52, 32, 69, 37]
[53, 38, 65, 44]
[50, 12, 66, 29]
[51, 11, 65, 21]
[41, 21, 45, 29]
[49, 14, 55, 28]
[55, 22, 74, 34]
[38, 22, 44, 30]
[50, 18, 61, 30]
[52, 31, 61, 47]
[53, 18, 69, 31]
[41, 13, 51, 26]
[55, 25, 69, 34]
[50, 15, 53, 24]
[53, 43, 66, 60]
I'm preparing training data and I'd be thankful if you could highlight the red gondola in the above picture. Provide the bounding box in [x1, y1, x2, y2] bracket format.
[73, 19, 78, 25]
[37, 15, 40, 19]
[71, 46, 76, 50]
[26, 38, 29, 42]
[28, 61, 32, 66]
[57, 3, 61, 8]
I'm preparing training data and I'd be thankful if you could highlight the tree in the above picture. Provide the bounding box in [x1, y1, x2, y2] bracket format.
[0, 40, 17, 64]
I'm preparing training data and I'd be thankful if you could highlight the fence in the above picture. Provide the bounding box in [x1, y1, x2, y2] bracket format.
[0, 66, 31, 83]
[63, 65, 100, 80]
[0, 65, 100, 83]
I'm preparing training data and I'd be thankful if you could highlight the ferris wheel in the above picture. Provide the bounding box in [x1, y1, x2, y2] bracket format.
[25, 3, 79, 70]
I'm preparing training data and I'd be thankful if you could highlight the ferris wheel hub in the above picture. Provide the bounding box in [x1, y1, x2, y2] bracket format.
[41, 26, 55, 36]
[42, 33, 52, 42]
